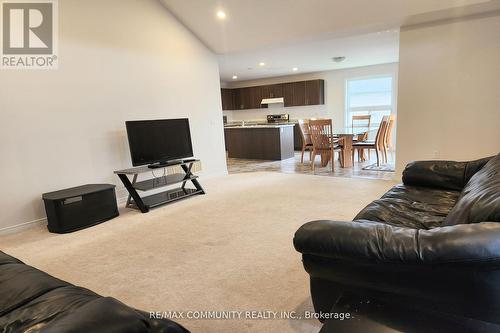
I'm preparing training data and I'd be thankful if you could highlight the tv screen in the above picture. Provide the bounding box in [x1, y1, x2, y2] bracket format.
[126, 118, 193, 166]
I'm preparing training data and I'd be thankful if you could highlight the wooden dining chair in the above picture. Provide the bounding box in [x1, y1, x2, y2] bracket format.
[352, 114, 371, 161]
[298, 119, 313, 163]
[383, 114, 395, 163]
[352, 115, 371, 138]
[309, 119, 343, 171]
[352, 116, 389, 166]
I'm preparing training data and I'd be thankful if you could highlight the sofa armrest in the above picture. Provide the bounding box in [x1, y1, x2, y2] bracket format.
[402, 160, 467, 191]
[402, 157, 492, 191]
[293, 220, 500, 265]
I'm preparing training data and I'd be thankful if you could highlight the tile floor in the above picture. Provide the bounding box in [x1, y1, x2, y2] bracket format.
[227, 150, 396, 180]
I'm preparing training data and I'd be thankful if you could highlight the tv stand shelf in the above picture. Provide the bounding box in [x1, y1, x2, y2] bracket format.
[133, 173, 198, 191]
[114, 159, 204, 213]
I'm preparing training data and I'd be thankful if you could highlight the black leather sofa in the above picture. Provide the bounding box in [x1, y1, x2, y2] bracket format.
[0, 251, 189, 333]
[294, 154, 500, 324]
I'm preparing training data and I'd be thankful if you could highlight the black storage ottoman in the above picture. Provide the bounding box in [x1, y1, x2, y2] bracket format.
[42, 184, 119, 233]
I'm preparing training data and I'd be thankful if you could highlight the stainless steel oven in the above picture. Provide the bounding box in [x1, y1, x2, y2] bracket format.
[267, 114, 290, 123]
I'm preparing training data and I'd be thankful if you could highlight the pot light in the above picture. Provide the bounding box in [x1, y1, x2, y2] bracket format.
[292, 67, 298, 72]
[259, 62, 265, 66]
[232, 75, 238, 80]
[332, 56, 346, 63]
[216, 10, 226, 19]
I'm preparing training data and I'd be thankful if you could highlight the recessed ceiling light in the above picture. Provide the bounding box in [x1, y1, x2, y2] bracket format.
[216, 10, 226, 19]
[259, 62, 265, 66]
[232, 75, 238, 80]
[292, 67, 298, 72]
[332, 56, 346, 63]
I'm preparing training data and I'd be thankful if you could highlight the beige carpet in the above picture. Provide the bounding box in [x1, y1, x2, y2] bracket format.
[1, 172, 394, 333]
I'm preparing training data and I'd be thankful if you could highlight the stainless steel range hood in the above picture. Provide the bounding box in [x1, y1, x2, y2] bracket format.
[261, 97, 284, 105]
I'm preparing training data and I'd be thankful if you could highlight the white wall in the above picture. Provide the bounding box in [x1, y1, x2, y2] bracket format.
[223, 63, 399, 131]
[396, 14, 500, 175]
[0, 0, 227, 230]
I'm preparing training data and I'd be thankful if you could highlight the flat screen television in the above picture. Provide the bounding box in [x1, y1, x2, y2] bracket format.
[126, 118, 193, 167]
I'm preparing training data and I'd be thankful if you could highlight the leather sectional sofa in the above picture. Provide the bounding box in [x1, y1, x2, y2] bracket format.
[0, 251, 189, 333]
[294, 153, 500, 324]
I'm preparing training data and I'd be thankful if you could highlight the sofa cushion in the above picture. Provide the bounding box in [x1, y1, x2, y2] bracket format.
[0, 286, 187, 333]
[0, 259, 70, 316]
[443, 153, 500, 226]
[354, 184, 461, 229]
[0, 251, 23, 265]
[0, 251, 190, 333]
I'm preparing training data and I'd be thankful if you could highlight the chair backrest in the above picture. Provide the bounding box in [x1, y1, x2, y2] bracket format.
[298, 119, 312, 145]
[384, 114, 395, 147]
[375, 116, 389, 149]
[309, 119, 333, 150]
[352, 115, 371, 130]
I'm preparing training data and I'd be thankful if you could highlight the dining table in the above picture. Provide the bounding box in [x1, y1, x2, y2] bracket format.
[333, 127, 372, 168]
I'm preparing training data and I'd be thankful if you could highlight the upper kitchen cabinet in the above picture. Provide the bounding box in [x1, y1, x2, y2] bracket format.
[234, 86, 263, 110]
[261, 84, 284, 99]
[305, 79, 325, 105]
[221, 88, 235, 111]
[284, 80, 324, 106]
[249, 86, 263, 109]
[291, 81, 307, 106]
[283, 80, 325, 107]
[283, 82, 294, 107]
[235, 87, 252, 110]
[222, 79, 324, 110]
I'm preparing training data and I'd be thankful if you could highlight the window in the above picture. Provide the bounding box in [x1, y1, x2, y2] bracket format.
[345, 76, 393, 130]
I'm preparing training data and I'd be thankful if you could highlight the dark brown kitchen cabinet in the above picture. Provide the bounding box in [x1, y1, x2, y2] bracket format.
[284, 81, 306, 107]
[221, 88, 235, 110]
[305, 79, 324, 105]
[262, 84, 283, 99]
[261, 85, 272, 99]
[221, 79, 324, 110]
[283, 83, 294, 107]
[284, 80, 324, 106]
[236, 87, 252, 110]
[234, 86, 263, 110]
[294, 123, 303, 150]
[249, 86, 263, 109]
[292, 81, 306, 106]
[232, 88, 240, 109]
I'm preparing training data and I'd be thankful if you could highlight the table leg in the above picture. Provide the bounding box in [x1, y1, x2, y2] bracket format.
[341, 135, 353, 168]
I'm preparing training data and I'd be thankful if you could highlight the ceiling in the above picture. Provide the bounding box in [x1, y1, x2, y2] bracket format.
[161, 0, 500, 81]
[217, 31, 399, 81]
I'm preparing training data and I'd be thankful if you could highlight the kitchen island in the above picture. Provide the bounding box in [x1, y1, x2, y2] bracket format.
[224, 124, 295, 160]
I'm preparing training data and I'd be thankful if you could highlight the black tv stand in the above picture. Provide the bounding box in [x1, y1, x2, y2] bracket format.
[147, 160, 183, 169]
[114, 159, 204, 213]
[148, 158, 199, 169]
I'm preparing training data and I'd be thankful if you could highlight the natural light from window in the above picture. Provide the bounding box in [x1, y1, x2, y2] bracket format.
[345, 76, 393, 130]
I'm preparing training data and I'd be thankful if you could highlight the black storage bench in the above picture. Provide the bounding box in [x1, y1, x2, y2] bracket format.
[42, 184, 119, 233]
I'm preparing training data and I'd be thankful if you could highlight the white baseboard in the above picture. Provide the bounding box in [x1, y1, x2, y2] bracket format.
[0, 170, 229, 235]
[0, 217, 47, 235]
[117, 194, 129, 204]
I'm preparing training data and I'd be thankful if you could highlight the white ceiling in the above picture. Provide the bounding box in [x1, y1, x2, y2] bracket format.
[217, 31, 400, 81]
[161, 0, 500, 81]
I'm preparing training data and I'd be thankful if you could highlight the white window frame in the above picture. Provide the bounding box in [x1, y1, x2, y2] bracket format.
[345, 75, 394, 130]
